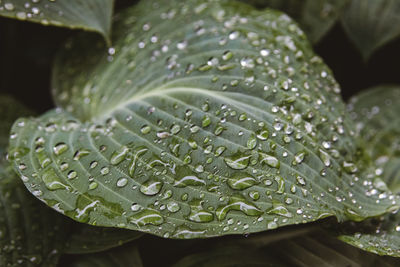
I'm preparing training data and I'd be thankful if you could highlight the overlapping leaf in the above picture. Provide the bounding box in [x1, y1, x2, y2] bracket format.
[0, 0, 114, 43]
[339, 86, 400, 256]
[173, 230, 400, 267]
[0, 170, 68, 267]
[300, 0, 349, 43]
[0, 94, 31, 158]
[9, 0, 399, 239]
[242, 0, 350, 43]
[61, 244, 143, 267]
[65, 224, 143, 254]
[341, 0, 400, 60]
[263, 231, 400, 266]
[0, 95, 68, 267]
[172, 245, 274, 267]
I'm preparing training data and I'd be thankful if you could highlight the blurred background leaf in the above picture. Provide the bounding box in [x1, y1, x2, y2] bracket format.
[0, 0, 114, 44]
[341, 0, 400, 61]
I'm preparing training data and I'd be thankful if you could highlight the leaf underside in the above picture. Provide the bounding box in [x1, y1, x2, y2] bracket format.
[339, 86, 400, 257]
[264, 231, 400, 267]
[242, 0, 350, 44]
[172, 229, 400, 267]
[172, 244, 274, 267]
[9, 0, 398, 239]
[65, 223, 143, 254]
[61, 244, 143, 267]
[341, 0, 400, 60]
[0, 0, 114, 43]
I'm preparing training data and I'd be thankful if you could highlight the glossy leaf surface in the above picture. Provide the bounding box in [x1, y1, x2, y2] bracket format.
[9, 0, 398, 239]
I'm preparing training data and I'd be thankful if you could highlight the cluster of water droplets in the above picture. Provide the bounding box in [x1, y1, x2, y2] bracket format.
[8, 0, 399, 238]
[0, 0, 60, 24]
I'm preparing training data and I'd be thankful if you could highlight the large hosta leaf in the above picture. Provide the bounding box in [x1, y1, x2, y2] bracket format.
[65, 224, 143, 254]
[243, 0, 350, 43]
[0, 95, 68, 267]
[339, 86, 400, 256]
[0, 0, 114, 43]
[9, 0, 398, 239]
[341, 0, 400, 60]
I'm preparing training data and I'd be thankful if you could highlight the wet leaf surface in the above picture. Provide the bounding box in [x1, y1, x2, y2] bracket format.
[9, 0, 399, 239]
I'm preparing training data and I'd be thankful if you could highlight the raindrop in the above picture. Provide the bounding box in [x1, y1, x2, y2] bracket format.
[140, 125, 151, 134]
[67, 171, 77, 180]
[229, 31, 240, 40]
[274, 176, 285, 194]
[343, 161, 358, 174]
[100, 167, 109, 175]
[140, 179, 163, 196]
[110, 146, 129, 165]
[117, 177, 128, 188]
[167, 201, 180, 213]
[131, 203, 141, 212]
[130, 209, 164, 226]
[256, 128, 269, 141]
[227, 173, 257, 190]
[174, 175, 206, 187]
[4, 3, 14, 11]
[260, 153, 280, 168]
[177, 40, 188, 50]
[224, 153, 250, 170]
[216, 195, 262, 220]
[247, 135, 257, 149]
[53, 142, 68, 155]
[240, 57, 255, 69]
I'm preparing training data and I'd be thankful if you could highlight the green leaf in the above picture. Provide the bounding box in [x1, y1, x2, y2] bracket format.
[172, 245, 275, 267]
[0, 169, 69, 267]
[300, 0, 349, 44]
[348, 86, 400, 187]
[9, 0, 398, 239]
[62, 243, 143, 267]
[242, 0, 350, 43]
[340, 0, 400, 60]
[0, 94, 32, 158]
[173, 229, 400, 266]
[338, 86, 400, 256]
[0, 95, 69, 267]
[65, 224, 144, 254]
[241, 0, 303, 14]
[0, 0, 114, 44]
[262, 230, 400, 266]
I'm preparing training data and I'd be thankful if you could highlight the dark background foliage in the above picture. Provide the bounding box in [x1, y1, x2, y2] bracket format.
[1, 0, 400, 114]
